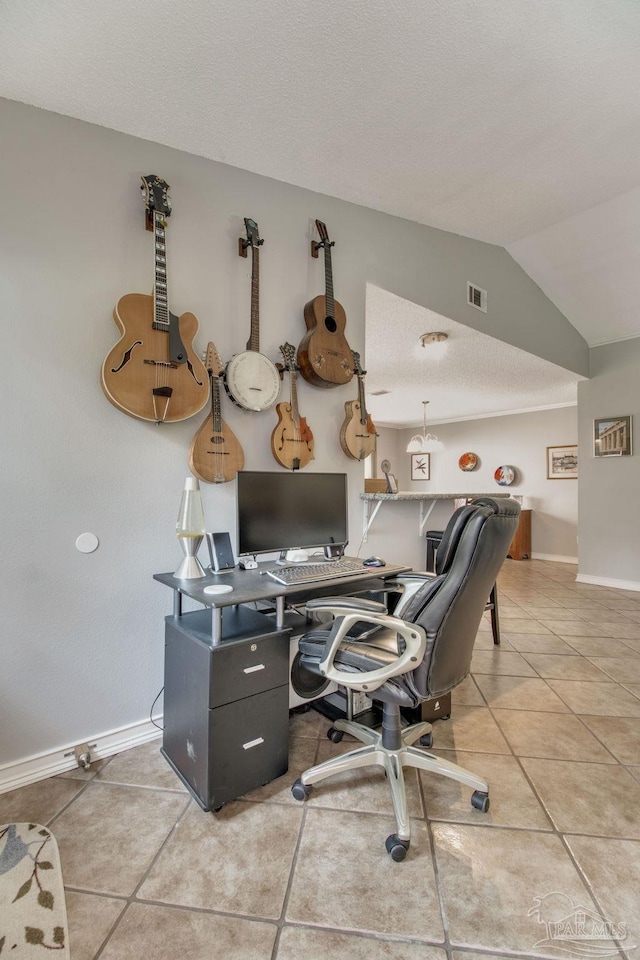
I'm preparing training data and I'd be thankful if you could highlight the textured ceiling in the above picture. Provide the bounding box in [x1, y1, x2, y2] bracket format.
[365, 286, 583, 427]
[2, 0, 640, 350]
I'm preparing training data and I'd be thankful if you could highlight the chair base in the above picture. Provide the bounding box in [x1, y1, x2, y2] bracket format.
[297, 715, 489, 849]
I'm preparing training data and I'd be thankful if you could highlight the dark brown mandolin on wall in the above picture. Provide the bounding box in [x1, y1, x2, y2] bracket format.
[101, 175, 209, 423]
[340, 351, 378, 460]
[271, 343, 315, 470]
[297, 220, 354, 388]
[189, 343, 245, 484]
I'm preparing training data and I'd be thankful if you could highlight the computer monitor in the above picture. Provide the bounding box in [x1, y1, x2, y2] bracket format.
[236, 471, 348, 559]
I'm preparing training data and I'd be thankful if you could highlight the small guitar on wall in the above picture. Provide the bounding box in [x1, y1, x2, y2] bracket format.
[271, 342, 315, 471]
[189, 342, 245, 483]
[297, 219, 354, 388]
[224, 218, 281, 412]
[101, 175, 209, 423]
[340, 351, 378, 460]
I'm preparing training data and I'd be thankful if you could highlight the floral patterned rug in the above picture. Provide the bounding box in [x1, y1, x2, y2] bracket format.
[0, 823, 70, 957]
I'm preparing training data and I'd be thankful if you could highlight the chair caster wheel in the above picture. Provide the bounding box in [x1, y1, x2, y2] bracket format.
[419, 732, 433, 748]
[327, 727, 344, 743]
[291, 778, 312, 802]
[471, 790, 490, 812]
[385, 834, 410, 862]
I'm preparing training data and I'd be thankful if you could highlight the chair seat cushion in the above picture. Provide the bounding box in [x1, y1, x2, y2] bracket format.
[298, 629, 419, 707]
[299, 628, 399, 675]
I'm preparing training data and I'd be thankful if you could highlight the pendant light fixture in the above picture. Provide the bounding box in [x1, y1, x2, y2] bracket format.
[406, 401, 443, 453]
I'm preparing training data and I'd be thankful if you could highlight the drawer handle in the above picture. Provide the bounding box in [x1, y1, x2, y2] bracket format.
[243, 664, 265, 674]
[242, 737, 265, 750]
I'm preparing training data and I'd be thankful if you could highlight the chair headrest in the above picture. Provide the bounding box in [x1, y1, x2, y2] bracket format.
[434, 504, 476, 575]
[435, 497, 520, 576]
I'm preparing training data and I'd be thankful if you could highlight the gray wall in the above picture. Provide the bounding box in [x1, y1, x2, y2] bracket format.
[366, 406, 578, 568]
[578, 338, 640, 584]
[0, 98, 587, 768]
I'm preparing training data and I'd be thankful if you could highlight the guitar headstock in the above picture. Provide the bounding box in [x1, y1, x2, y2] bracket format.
[203, 342, 224, 377]
[352, 351, 365, 377]
[239, 217, 264, 256]
[312, 220, 335, 257]
[141, 175, 172, 218]
[279, 342, 298, 372]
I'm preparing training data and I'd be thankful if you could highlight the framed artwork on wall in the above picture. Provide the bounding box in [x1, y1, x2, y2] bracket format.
[411, 453, 430, 481]
[593, 416, 632, 457]
[547, 445, 578, 479]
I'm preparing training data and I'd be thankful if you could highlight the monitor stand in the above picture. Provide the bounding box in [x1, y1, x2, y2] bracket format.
[277, 548, 310, 564]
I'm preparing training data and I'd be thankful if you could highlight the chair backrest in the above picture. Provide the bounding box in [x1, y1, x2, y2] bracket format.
[405, 497, 520, 700]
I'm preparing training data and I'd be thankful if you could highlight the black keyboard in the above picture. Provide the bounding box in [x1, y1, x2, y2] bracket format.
[266, 557, 368, 585]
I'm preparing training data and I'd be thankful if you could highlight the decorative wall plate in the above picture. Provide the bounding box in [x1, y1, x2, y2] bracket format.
[494, 464, 516, 486]
[458, 452, 478, 472]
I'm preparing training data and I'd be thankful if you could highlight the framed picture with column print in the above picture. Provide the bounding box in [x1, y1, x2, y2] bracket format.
[593, 416, 632, 457]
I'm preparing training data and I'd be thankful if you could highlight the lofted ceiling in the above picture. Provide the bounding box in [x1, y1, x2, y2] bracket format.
[2, 0, 640, 415]
[365, 285, 585, 427]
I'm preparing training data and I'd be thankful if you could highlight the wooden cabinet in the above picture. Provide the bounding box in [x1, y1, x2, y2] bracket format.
[507, 508, 531, 560]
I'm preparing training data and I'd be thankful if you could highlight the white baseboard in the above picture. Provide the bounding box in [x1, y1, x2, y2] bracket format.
[0, 717, 162, 795]
[575, 573, 640, 593]
[531, 553, 578, 564]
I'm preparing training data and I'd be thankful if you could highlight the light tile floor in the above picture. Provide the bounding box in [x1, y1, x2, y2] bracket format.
[2, 560, 640, 959]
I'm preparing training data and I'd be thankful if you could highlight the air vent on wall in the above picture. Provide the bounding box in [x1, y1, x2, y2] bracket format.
[467, 282, 487, 313]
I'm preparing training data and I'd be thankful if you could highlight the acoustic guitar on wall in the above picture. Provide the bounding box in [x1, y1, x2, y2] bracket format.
[188, 342, 245, 484]
[271, 343, 315, 470]
[297, 219, 354, 388]
[101, 175, 209, 423]
[224, 218, 281, 412]
[340, 351, 378, 460]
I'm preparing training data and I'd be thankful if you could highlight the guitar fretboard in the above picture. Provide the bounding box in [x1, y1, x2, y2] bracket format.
[211, 376, 222, 433]
[323, 244, 335, 320]
[249, 246, 260, 352]
[153, 211, 169, 329]
[290, 367, 300, 428]
[357, 374, 368, 425]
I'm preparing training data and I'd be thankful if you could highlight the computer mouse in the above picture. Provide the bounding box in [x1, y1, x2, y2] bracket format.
[363, 557, 386, 567]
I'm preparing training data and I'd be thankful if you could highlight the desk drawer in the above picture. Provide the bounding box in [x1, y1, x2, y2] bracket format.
[209, 631, 289, 707]
[208, 684, 289, 809]
[164, 612, 289, 708]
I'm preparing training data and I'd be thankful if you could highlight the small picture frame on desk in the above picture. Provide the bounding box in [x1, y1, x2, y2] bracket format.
[385, 473, 398, 494]
[411, 453, 430, 481]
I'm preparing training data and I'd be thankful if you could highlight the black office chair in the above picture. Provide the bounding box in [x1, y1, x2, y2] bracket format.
[291, 497, 520, 861]
[427, 519, 501, 644]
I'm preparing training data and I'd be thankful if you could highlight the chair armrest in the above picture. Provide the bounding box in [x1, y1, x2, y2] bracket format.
[316, 610, 427, 692]
[305, 596, 387, 616]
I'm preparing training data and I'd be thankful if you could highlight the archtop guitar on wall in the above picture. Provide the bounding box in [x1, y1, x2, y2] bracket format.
[297, 219, 354, 388]
[101, 175, 208, 423]
[340, 351, 378, 460]
[189, 342, 245, 483]
[224, 218, 281, 412]
[271, 342, 315, 470]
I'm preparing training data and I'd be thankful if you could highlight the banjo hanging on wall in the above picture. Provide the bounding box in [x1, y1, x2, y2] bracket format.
[224, 218, 281, 412]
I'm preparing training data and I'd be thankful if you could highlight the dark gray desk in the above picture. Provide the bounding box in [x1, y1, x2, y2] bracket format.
[154, 558, 411, 642]
[154, 559, 411, 810]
